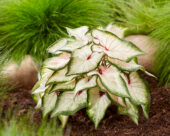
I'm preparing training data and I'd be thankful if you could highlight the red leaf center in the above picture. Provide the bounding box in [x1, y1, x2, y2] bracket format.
[105, 47, 109, 51]
[99, 69, 103, 75]
[78, 91, 83, 95]
[123, 73, 131, 85]
[99, 91, 105, 97]
[128, 78, 131, 84]
[55, 90, 60, 95]
[94, 37, 98, 40]
[87, 55, 91, 60]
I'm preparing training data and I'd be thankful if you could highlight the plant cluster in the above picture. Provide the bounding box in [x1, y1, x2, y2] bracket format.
[32, 24, 150, 128]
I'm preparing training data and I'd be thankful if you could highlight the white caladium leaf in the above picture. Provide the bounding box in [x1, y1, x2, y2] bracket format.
[48, 38, 86, 53]
[88, 65, 130, 97]
[96, 78, 107, 92]
[47, 38, 68, 54]
[97, 78, 126, 107]
[43, 52, 71, 70]
[108, 57, 143, 72]
[40, 67, 54, 76]
[43, 88, 57, 117]
[87, 87, 111, 129]
[141, 104, 149, 119]
[96, 24, 127, 39]
[144, 71, 157, 78]
[50, 79, 76, 93]
[34, 92, 45, 109]
[32, 84, 49, 94]
[105, 23, 127, 39]
[140, 67, 157, 79]
[57, 40, 86, 52]
[51, 90, 87, 117]
[58, 115, 69, 128]
[47, 67, 78, 84]
[121, 72, 150, 105]
[85, 33, 93, 42]
[53, 51, 63, 55]
[74, 76, 97, 96]
[66, 26, 89, 44]
[67, 44, 104, 75]
[107, 92, 126, 107]
[32, 68, 54, 94]
[118, 98, 139, 125]
[35, 98, 42, 109]
[92, 29, 145, 62]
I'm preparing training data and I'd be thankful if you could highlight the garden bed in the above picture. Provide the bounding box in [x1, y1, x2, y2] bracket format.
[1, 73, 169, 136]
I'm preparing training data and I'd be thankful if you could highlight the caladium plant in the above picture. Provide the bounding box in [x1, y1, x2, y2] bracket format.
[32, 24, 151, 129]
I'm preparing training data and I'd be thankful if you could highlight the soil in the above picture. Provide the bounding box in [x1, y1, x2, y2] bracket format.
[0, 73, 170, 136]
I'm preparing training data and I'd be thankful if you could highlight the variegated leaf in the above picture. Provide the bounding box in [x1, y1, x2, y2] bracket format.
[88, 65, 130, 97]
[87, 87, 111, 129]
[58, 40, 86, 52]
[47, 67, 78, 84]
[141, 104, 149, 119]
[34, 92, 45, 109]
[92, 29, 145, 62]
[118, 98, 139, 125]
[66, 26, 89, 43]
[108, 57, 143, 72]
[47, 38, 68, 54]
[51, 90, 87, 117]
[58, 115, 69, 128]
[105, 23, 127, 39]
[121, 72, 150, 105]
[32, 68, 54, 94]
[67, 44, 104, 75]
[107, 92, 126, 107]
[50, 79, 76, 93]
[43, 87, 57, 117]
[32, 84, 49, 95]
[97, 78, 126, 107]
[48, 38, 86, 53]
[96, 78, 107, 92]
[140, 67, 157, 78]
[43, 52, 71, 70]
[74, 76, 97, 96]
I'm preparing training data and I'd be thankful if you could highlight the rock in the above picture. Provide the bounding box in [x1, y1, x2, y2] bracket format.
[1, 55, 39, 89]
[125, 35, 158, 72]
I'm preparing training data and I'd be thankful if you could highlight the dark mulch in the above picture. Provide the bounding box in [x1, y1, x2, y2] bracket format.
[0, 73, 170, 136]
[69, 74, 170, 136]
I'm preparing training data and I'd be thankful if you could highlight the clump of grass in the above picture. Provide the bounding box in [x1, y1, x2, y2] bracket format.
[0, 0, 113, 64]
[154, 45, 170, 87]
[151, 3, 170, 86]
[0, 110, 63, 136]
[111, 0, 170, 86]
[0, 117, 63, 136]
[111, 0, 157, 35]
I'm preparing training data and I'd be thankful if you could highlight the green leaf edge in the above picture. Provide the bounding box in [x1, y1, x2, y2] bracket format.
[92, 29, 146, 62]
[98, 75, 130, 98]
[49, 80, 76, 93]
[108, 59, 143, 72]
[86, 89, 111, 129]
[128, 72, 150, 105]
[66, 45, 104, 76]
[51, 91, 87, 117]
